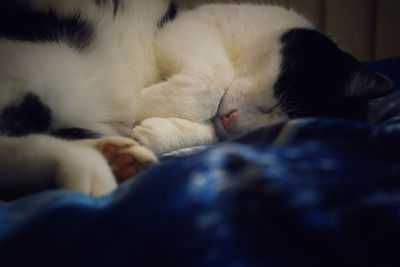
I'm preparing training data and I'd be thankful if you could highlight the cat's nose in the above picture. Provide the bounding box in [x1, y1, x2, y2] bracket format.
[220, 110, 237, 132]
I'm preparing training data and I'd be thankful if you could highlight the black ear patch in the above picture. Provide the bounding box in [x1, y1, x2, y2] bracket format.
[274, 28, 395, 121]
[0, 93, 52, 136]
[345, 69, 395, 99]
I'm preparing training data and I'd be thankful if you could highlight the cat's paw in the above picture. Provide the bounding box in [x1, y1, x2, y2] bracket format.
[53, 145, 119, 197]
[91, 136, 158, 183]
[131, 118, 216, 155]
[131, 118, 170, 155]
[54, 136, 157, 196]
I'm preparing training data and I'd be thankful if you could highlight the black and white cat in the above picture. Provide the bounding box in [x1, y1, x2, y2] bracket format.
[0, 0, 394, 198]
[0, 0, 164, 198]
[132, 3, 394, 154]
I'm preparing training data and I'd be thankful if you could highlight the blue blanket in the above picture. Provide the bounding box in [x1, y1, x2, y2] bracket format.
[1, 58, 400, 266]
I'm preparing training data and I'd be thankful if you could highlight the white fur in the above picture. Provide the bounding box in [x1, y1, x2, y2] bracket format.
[0, 135, 117, 197]
[132, 117, 216, 155]
[0, 1, 313, 197]
[0, 135, 157, 197]
[0, 0, 168, 136]
[0, 0, 166, 197]
[133, 3, 312, 149]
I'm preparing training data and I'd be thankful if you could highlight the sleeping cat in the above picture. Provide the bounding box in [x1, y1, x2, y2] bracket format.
[0, 0, 165, 198]
[132, 3, 395, 154]
[0, 0, 394, 199]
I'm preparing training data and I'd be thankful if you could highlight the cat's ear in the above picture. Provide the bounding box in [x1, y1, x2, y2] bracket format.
[343, 67, 395, 99]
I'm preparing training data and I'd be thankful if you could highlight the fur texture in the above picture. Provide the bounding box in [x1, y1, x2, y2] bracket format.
[0, 0, 394, 198]
[133, 3, 394, 151]
[0, 0, 165, 198]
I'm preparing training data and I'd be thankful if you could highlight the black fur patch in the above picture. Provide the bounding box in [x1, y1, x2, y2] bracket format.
[158, 1, 178, 29]
[112, 0, 121, 15]
[0, 1, 94, 51]
[95, 0, 107, 5]
[0, 93, 52, 136]
[274, 28, 393, 121]
[274, 29, 363, 120]
[95, 0, 120, 15]
[51, 128, 99, 140]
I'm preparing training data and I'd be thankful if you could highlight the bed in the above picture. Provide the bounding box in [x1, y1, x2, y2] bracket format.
[0, 57, 400, 266]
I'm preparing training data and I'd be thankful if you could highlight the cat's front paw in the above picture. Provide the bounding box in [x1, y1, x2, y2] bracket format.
[131, 118, 170, 155]
[131, 118, 216, 155]
[54, 136, 158, 197]
[53, 145, 119, 197]
[92, 136, 158, 183]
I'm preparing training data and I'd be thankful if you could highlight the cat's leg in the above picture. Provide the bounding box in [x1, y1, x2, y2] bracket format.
[76, 136, 158, 183]
[0, 135, 115, 199]
[0, 135, 157, 199]
[137, 20, 235, 122]
[137, 70, 231, 123]
[131, 117, 218, 155]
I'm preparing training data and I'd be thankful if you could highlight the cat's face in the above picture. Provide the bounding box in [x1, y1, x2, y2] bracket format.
[214, 28, 394, 140]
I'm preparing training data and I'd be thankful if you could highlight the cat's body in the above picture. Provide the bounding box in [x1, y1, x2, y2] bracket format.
[0, 0, 394, 199]
[0, 0, 167, 137]
[0, 0, 166, 198]
[133, 4, 313, 153]
[133, 3, 394, 154]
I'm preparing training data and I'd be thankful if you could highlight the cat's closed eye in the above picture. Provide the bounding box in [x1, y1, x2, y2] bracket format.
[258, 103, 280, 114]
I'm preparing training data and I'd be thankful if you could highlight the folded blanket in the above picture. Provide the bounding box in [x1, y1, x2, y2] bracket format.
[0, 58, 399, 267]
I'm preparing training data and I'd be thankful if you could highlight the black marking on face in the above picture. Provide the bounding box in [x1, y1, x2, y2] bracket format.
[51, 128, 100, 140]
[274, 28, 394, 121]
[0, 1, 94, 51]
[158, 1, 178, 29]
[0, 93, 52, 136]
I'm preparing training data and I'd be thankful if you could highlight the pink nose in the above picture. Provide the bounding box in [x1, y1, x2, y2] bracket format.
[220, 110, 237, 132]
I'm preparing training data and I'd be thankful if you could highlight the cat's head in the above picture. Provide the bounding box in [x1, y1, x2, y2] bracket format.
[214, 28, 395, 140]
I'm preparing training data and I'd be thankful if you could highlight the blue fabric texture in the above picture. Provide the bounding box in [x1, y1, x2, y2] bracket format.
[0, 58, 400, 267]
